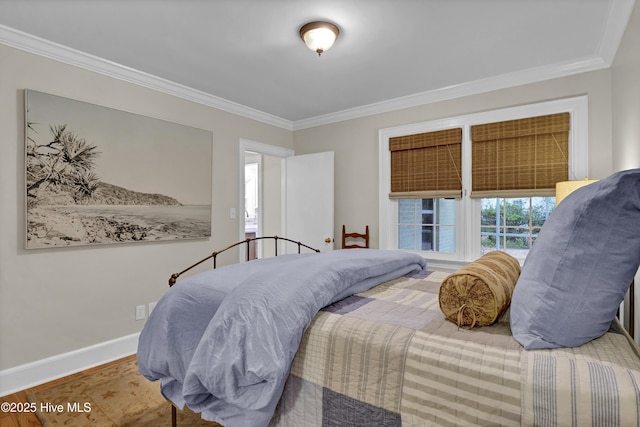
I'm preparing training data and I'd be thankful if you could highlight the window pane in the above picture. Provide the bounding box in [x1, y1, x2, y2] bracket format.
[421, 225, 433, 250]
[398, 199, 416, 224]
[532, 197, 554, 227]
[398, 198, 455, 253]
[480, 196, 555, 259]
[398, 225, 418, 250]
[422, 212, 434, 224]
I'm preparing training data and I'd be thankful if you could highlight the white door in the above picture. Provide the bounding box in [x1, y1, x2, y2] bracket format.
[284, 151, 334, 252]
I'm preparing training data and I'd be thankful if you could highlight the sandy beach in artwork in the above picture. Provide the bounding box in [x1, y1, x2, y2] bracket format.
[27, 204, 211, 248]
[28, 206, 151, 247]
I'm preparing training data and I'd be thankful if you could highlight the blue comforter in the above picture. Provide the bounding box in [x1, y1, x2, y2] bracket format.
[137, 249, 425, 426]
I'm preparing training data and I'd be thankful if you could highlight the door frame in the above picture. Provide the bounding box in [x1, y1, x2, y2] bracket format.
[239, 139, 293, 262]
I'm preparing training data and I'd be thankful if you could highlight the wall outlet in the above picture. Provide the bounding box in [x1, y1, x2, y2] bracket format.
[148, 301, 157, 315]
[135, 305, 146, 320]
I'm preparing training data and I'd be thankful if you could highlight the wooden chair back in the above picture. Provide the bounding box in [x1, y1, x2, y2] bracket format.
[342, 225, 370, 249]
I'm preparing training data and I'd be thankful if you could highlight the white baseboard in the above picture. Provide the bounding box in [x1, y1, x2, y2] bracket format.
[0, 332, 139, 397]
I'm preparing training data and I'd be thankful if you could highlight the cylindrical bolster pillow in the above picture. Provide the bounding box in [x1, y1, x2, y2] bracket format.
[439, 251, 521, 328]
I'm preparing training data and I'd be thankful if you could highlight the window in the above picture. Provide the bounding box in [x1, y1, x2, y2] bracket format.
[389, 128, 461, 254]
[480, 196, 555, 258]
[379, 96, 588, 266]
[398, 198, 455, 252]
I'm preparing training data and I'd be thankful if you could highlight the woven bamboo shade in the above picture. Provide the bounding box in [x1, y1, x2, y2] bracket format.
[389, 128, 462, 199]
[470, 113, 570, 198]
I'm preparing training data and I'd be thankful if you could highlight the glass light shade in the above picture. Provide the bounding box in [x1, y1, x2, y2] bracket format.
[555, 179, 598, 206]
[300, 22, 339, 55]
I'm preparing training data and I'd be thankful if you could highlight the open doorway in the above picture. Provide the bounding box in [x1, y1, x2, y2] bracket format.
[244, 154, 260, 259]
[239, 140, 293, 260]
[239, 140, 335, 260]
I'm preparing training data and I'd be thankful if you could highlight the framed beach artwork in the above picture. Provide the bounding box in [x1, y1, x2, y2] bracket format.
[24, 89, 212, 249]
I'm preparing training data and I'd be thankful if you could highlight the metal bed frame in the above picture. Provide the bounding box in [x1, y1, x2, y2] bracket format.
[166, 236, 320, 427]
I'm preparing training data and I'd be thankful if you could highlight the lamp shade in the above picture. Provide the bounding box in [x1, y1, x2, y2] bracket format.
[299, 21, 339, 55]
[555, 179, 598, 205]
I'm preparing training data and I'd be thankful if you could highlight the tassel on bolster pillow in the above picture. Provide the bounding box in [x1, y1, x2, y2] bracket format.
[439, 251, 521, 328]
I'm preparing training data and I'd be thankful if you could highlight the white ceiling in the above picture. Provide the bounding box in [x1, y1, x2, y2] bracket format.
[0, 0, 635, 130]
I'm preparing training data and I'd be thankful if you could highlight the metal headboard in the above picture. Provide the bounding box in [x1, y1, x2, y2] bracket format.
[168, 235, 320, 287]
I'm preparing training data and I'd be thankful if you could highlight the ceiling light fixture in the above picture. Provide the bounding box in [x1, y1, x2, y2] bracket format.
[299, 21, 340, 56]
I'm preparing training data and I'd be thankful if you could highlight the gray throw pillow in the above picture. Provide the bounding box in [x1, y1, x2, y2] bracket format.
[510, 168, 640, 349]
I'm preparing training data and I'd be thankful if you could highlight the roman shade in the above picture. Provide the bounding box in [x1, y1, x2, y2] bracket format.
[389, 127, 462, 199]
[470, 113, 570, 198]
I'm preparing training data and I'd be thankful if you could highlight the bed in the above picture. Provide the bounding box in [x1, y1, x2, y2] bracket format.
[138, 169, 640, 426]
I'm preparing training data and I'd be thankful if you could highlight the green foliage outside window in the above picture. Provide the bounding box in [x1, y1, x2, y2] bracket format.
[481, 197, 555, 252]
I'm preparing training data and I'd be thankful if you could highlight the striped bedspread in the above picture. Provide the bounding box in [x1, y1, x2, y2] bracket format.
[270, 270, 640, 426]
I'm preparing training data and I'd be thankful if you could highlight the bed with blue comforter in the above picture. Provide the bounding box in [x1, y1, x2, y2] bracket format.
[137, 248, 426, 426]
[138, 247, 640, 426]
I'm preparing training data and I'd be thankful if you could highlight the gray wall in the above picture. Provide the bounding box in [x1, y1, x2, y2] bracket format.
[0, 44, 293, 371]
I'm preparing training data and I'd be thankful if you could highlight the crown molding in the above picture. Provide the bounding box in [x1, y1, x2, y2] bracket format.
[0, 25, 295, 131]
[1, 0, 633, 133]
[598, 0, 636, 64]
[292, 55, 609, 130]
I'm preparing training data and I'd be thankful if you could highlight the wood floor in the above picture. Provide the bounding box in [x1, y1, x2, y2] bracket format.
[0, 355, 136, 427]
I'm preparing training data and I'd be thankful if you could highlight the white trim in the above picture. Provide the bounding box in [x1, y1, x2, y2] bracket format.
[0, 0, 631, 132]
[379, 96, 589, 262]
[0, 25, 293, 131]
[293, 57, 605, 130]
[240, 139, 294, 159]
[0, 333, 139, 397]
[598, 0, 636, 64]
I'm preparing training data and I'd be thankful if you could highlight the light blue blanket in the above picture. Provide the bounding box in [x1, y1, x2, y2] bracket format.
[137, 249, 425, 426]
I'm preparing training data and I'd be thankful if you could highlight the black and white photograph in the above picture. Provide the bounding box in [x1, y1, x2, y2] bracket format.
[25, 90, 212, 248]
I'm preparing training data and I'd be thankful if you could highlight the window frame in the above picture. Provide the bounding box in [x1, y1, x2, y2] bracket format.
[379, 96, 589, 270]
[398, 198, 456, 252]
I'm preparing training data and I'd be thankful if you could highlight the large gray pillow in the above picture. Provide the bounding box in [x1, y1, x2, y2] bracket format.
[510, 169, 640, 349]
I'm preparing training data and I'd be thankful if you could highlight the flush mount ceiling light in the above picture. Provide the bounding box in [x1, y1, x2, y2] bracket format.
[299, 21, 340, 56]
